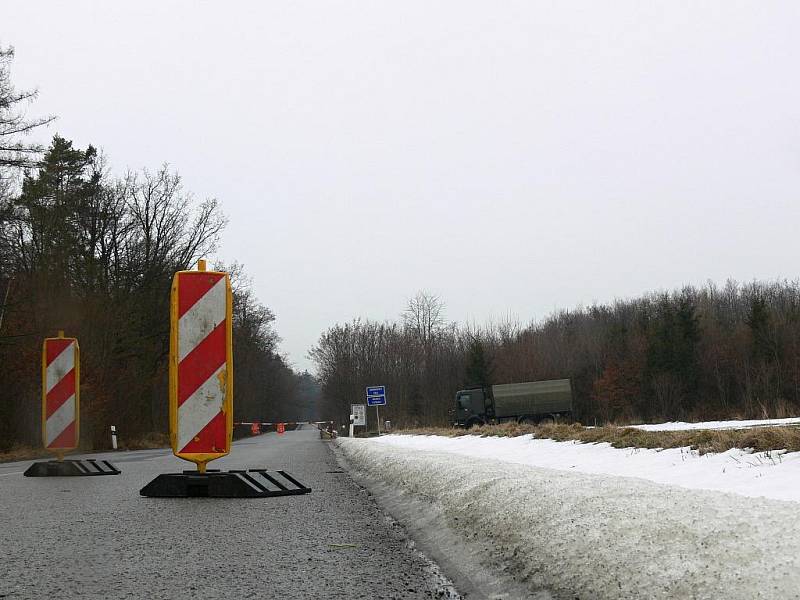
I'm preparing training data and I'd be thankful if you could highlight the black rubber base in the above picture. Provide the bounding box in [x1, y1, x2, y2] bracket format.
[24, 459, 121, 477]
[139, 469, 312, 498]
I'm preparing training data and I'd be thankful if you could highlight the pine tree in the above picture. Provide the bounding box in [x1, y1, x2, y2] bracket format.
[12, 135, 100, 278]
[746, 293, 774, 363]
[465, 338, 494, 388]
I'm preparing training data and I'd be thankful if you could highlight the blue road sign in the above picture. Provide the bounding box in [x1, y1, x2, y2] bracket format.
[366, 385, 386, 406]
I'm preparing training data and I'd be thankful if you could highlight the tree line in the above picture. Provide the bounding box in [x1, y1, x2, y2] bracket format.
[311, 281, 800, 429]
[0, 46, 314, 450]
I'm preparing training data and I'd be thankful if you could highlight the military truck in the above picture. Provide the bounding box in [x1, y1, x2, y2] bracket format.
[451, 379, 572, 428]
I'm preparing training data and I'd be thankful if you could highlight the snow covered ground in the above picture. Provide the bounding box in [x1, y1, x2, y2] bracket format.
[339, 437, 800, 599]
[368, 433, 800, 502]
[629, 416, 800, 431]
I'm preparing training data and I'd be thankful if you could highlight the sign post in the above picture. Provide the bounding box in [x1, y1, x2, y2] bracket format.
[351, 404, 366, 437]
[366, 386, 386, 435]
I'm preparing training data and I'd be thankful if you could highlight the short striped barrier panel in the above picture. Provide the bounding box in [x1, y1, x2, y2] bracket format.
[25, 331, 120, 477]
[141, 260, 310, 498]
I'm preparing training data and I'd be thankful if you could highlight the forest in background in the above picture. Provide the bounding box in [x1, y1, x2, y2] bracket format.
[311, 283, 800, 430]
[0, 46, 317, 450]
[4, 43, 799, 445]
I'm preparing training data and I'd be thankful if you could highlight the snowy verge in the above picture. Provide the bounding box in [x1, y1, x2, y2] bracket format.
[628, 416, 800, 431]
[370, 434, 800, 502]
[339, 438, 800, 600]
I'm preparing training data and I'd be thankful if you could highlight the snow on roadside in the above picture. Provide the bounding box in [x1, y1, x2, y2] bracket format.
[629, 416, 800, 431]
[369, 434, 800, 502]
[339, 438, 800, 600]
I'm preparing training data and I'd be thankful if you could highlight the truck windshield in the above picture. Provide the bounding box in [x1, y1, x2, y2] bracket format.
[457, 394, 471, 410]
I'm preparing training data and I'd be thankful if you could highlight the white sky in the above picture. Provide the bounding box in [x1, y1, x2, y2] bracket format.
[5, 1, 800, 371]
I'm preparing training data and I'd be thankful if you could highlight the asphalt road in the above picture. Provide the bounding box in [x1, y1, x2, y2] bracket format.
[0, 426, 458, 599]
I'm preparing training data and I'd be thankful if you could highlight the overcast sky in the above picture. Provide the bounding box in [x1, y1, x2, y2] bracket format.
[5, 2, 800, 371]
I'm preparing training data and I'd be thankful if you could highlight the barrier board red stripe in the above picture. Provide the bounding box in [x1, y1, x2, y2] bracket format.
[46, 338, 72, 365]
[177, 321, 226, 406]
[178, 272, 225, 317]
[45, 370, 75, 419]
[48, 421, 76, 449]
[179, 412, 227, 454]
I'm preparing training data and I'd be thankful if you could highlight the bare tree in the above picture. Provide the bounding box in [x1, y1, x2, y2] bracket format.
[123, 165, 227, 281]
[0, 47, 55, 171]
[402, 291, 445, 345]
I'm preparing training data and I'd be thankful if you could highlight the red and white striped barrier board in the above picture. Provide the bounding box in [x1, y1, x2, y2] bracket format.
[169, 261, 233, 471]
[42, 334, 79, 452]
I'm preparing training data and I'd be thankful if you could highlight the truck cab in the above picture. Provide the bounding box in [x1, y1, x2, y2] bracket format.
[451, 387, 493, 428]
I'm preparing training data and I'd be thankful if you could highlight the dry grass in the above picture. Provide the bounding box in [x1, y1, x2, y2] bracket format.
[0, 446, 51, 463]
[118, 432, 170, 450]
[0, 432, 171, 461]
[396, 422, 800, 454]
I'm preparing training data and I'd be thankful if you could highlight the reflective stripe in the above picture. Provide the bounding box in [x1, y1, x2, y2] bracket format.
[46, 343, 74, 394]
[177, 321, 226, 406]
[177, 365, 226, 451]
[46, 394, 75, 446]
[178, 277, 227, 361]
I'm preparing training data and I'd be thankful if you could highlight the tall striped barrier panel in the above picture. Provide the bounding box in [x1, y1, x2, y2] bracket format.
[24, 331, 119, 476]
[140, 260, 310, 498]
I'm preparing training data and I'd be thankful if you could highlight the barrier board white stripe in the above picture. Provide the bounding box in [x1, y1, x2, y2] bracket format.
[177, 277, 227, 362]
[46, 394, 75, 446]
[177, 364, 226, 451]
[46, 343, 75, 394]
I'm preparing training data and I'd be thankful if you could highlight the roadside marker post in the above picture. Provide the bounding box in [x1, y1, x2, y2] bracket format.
[140, 260, 310, 498]
[111, 425, 118, 450]
[24, 332, 120, 477]
[366, 386, 386, 435]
